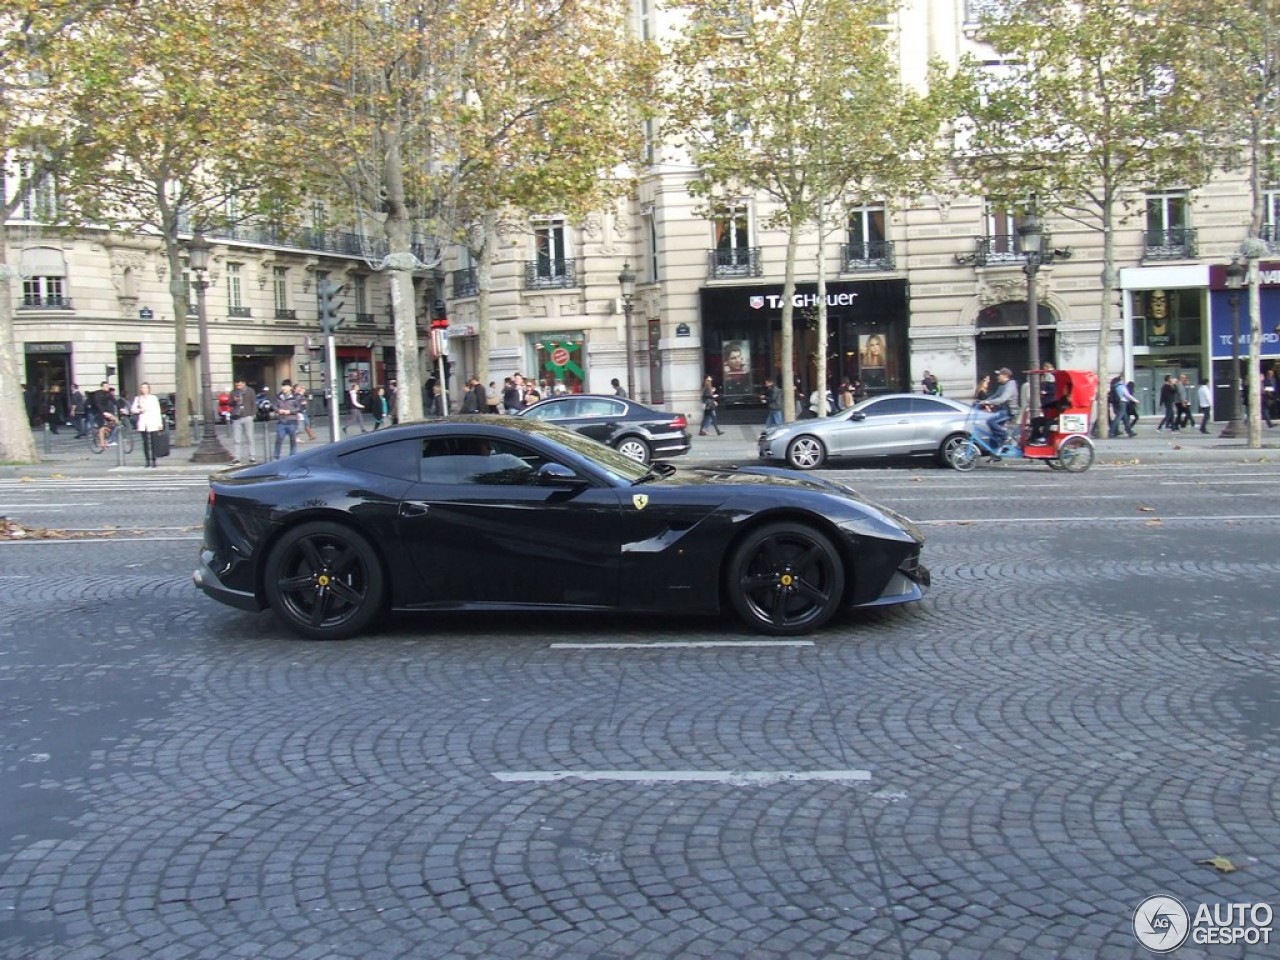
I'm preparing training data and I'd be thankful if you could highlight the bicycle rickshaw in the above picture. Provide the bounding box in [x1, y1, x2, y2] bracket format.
[946, 368, 1097, 473]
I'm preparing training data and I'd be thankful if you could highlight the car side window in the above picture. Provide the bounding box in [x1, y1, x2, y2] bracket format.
[337, 439, 420, 481]
[861, 398, 914, 417]
[577, 398, 619, 418]
[419, 437, 548, 486]
[912, 398, 955, 414]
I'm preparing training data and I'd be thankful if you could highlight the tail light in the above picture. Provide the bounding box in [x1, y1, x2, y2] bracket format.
[670, 415, 688, 430]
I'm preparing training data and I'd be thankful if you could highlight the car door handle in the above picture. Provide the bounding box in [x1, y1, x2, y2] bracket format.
[399, 500, 431, 518]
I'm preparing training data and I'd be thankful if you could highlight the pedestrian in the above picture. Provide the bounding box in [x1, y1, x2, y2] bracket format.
[130, 382, 165, 467]
[1263, 370, 1276, 428]
[1176, 374, 1194, 429]
[699, 376, 724, 436]
[346, 380, 369, 433]
[1109, 378, 1138, 438]
[1156, 375, 1179, 432]
[762, 377, 783, 428]
[486, 381, 502, 414]
[229, 378, 257, 465]
[69, 383, 86, 438]
[503, 376, 523, 414]
[974, 374, 991, 404]
[1197, 377, 1213, 433]
[372, 385, 390, 429]
[1125, 381, 1140, 433]
[294, 383, 316, 440]
[387, 379, 399, 425]
[611, 377, 627, 399]
[428, 382, 444, 417]
[274, 379, 301, 459]
[841, 380, 855, 410]
[461, 377, 481, 414]
[42, 383, 66, 434]
[921, 371, 939, 395]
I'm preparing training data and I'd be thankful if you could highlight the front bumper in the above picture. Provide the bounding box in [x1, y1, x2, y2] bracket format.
[193, 550, 264, 613]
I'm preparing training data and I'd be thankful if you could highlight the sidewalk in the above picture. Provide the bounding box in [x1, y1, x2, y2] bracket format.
[6, 419, 1280, 479]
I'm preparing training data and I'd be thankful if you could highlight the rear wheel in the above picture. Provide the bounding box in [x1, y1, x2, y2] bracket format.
[1057, 435, 1095, 473]
[615, 436, 652, 463]
[727, 522, 845, 635]
[939, 433, 969, 467]
[786, 435, 826, 470]
[120, 427, 134, 455]
[264, 521, 386, 640]
[948, 439, 981, 472]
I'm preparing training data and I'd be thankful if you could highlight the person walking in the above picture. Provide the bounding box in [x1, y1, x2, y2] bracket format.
[1197, 377, 1213, 433]
[611, 377, 627, 399]
[69, 384, 86, 438]
[274, 380, 301, 459]
[1156, 375, 1179, 432]
[130, 382, 165, 467]
[1109, 378, 1138, 438]
[699, 376, 724, 436]
[387, 379, 399, 425]
[762, 377, 783, 428]
[42, 384, 66, 434]
[1176, 374, 1194, 429]
[229, 378, 257, 465]
[372, 385, 390, 429]
[461, 377, 481, 414]
[293, 383, 316, 440]
[921, 371, 939, 395]
[346, 381, 369, 433]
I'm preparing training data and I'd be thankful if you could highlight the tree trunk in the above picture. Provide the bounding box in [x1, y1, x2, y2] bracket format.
[1093, 199, 1118, 438]
[383, 137, 424, 423]
[814, 196, 829, 418]
[166, 236, 194, 447]
[780, 219, 801, 424]
[0, 230, 39, 463]
[475, 212, 497, 396]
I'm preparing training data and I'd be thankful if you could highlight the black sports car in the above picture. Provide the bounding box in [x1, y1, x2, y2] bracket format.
[518, 394, 691, 463]
[194, 417, 928, 640]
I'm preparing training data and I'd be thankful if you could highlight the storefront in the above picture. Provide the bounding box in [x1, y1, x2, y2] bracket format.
[1122, 264, 1207, 417]
[1209, 259, 1280, 416]
[699, 279, 909, 419]
[231, 344, 299, 394]
[531, 331, 586, 395]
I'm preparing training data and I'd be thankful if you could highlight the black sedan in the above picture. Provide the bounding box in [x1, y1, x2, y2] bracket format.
[518, 394, 691, 462]
[194, 417, 929, 640]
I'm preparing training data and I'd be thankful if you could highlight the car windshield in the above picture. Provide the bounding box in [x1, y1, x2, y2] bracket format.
[529, 420, 654, 483]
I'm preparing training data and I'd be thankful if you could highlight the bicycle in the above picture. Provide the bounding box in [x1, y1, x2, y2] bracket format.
[88, 415, 135, 455]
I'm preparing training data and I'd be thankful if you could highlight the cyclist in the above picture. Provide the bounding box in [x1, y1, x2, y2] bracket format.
[978, 367, 1019, 449]
[88, 381, 119, 448]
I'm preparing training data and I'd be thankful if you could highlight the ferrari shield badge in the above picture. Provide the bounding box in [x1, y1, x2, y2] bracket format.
[632, 494, 649, 510]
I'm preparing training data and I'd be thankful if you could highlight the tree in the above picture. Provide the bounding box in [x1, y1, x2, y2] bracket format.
[11, 0, 309, 448]
[1174, 0, 1280, 447]
[955, 0, 1214, 436]
[666, 0, 959, 422]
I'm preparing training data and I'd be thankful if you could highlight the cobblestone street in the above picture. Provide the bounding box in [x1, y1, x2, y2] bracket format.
[0, 463, 1277, 958]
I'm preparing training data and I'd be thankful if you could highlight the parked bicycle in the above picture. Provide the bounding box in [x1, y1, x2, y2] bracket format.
[88, 415, 135, 455]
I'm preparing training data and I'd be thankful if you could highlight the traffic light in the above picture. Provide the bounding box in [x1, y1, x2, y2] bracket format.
[430, 298, 448, 330]
[316, 277, 347, 333]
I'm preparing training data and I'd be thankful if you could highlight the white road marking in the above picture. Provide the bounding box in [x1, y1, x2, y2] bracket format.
[551, 640, 814, 649]
[0, 536, 202, 545]
[916, 514, 1280, 525]
[0, 504, 96, 509]
[494, 769, 871, 785]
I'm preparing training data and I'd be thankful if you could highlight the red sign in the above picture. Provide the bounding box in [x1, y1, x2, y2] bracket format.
[550, 347, 571, 367]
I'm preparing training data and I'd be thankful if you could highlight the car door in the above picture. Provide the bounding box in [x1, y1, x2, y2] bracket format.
[908, 397, 965, 453]
[396, 434, 623, 607]
[840, 397, 917, 457]
[572, 397, 627, 445]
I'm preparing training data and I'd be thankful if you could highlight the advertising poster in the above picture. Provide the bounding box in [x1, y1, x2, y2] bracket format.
[860, 333, 888, 388]
[722, 339, 751, 397]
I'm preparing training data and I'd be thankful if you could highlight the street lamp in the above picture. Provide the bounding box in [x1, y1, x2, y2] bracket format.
[1220, 256, 1247, 439]
[1018, 212, 1044, 420]
[186, 232, 232, 464]
[618, 261, 637, 399]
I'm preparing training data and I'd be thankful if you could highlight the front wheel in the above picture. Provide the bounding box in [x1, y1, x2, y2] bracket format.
[1056, 435, 1095, 473]
[263, 521, 386, 640]
[119, 428, 135, 455]
[948, 439, 981, 472]
[939, 433, 969, 468]
[88, 430, 105, 454]
[727, 522, 845, 636]
[786, 435, 826, 470]
[615, 436, 652, 464]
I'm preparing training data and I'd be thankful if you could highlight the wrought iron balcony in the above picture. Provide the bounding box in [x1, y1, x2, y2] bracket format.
[956, 234, 1062, 267]
[708, 246, 762, 278]
[524, 258, 578, 290]
[177, 216, 431, 264]
[1143, 228, 1197, 261]
[274, 308, 297, 320]
[356, 312, 377, 326]
[18, 295, 73, 310]
[841, 240, 895, 272]
[229, 305, 252, 318]
[452, 266, 478, 298]
[1261, 223, 1279, 252]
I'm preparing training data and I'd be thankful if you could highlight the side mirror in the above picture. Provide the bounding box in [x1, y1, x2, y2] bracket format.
[849, 411, 866, 421]
[536, 462, 584, 487]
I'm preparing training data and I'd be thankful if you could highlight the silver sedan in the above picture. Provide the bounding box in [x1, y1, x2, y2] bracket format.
[758, 394, 976, 469]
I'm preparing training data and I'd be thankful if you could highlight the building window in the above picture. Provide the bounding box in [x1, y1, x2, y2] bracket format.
[20, 276, 67, 308]
[227, 263, 251, 316]
[528, 216, 573, 288]
[272, 266, 289, 313]
[1130, 288, 1202, 348]
[710, 203, 758, 277]
[354, 274, 368, 315]
[1144, 191, 1195, 259]
[645, 209, 659, 283]
[984, 202, 1026, 260]
[1264, 188, 1280, 247]
[843, 204, 893, 269]
[19, 162, 57, 221]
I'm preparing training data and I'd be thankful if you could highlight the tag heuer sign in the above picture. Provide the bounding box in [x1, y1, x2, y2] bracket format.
[749, 296, 765, 309]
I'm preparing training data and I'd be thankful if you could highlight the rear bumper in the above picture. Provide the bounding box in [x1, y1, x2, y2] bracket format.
[193, 550, 264, 613]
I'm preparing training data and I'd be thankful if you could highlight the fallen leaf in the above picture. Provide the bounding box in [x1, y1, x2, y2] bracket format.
[1196, 856, 1238, 873]
[1138, 506, 1156, 512]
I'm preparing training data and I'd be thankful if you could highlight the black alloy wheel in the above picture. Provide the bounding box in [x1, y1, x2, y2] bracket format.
[263, 521, 386, 640]
[727, 522, 845, 635]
